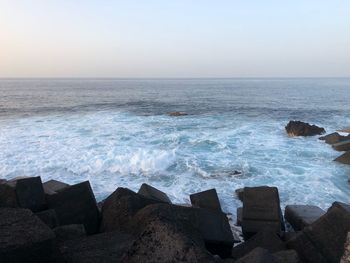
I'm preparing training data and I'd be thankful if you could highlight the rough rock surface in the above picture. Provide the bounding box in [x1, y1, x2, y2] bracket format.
[341, 232, 350, 263]
[190, 188, 222, 212]
[35, 209, 60, 228]
[54, 224, 86, 243]
[319, 132, 350, 144]
[138, 183, 172, 203]
[285, 121, 325, 136]
[285, 205, 325, 231]
[43, 179, 70, 195]
[235, 247, 278, 263]
[0, 183, 17, 207]
[335, 151, 350, 165]
[333, 140, 350, 151]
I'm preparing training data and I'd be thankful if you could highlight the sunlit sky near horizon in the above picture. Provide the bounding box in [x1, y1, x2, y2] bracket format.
[0, 1, 349, 78]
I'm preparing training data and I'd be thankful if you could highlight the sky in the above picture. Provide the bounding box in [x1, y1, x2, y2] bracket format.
[0, 0, 349, 78]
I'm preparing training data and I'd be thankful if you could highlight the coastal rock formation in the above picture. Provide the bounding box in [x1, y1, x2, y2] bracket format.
[138, 183, 172, 203]
[35, 209, 60, 228]
[285, 121, 325, 137]
[190, 188, 222, 212]
[168, 111, 188, 116]
[341, 232, 350, 263]
[43, 179, 70, 195]
[332, 140, 350, 151]
[0, 183, 17, 207]
[334, 151, 350, 165]
[319, 132, 350, 144]
[284, 205, 325, 231]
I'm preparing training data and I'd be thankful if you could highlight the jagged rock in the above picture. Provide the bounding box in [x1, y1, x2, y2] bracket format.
[273, 250, 301, 263]
[237, 207, 243, 226]
[0, 208, 56, 263]
[35, 209, 59, 228]
[13, 176, 47, 212]
[235, 247, 278, 263]
[231, 229, 286, 260]
[285, 121, 325, 136]
[235, 188, 244, 202]
[319, 132, 350, 144]
[47, 181, 100, 235]
[54, 224, 86, 243]
[341, 232, 350, 263]
[242, 186, 284, 239]
[0, 183, 17, 207]
[168, 111, 188, 116]
[285, 205, 325, 231]
[335, 151, 350, 165]
[43, 179, 70, 195]
[190, 188, 222, 212]
[138, 183, 171, 203]
[333, 140, 350, 151]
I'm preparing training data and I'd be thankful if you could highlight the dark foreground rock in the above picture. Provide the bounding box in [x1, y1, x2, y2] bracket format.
[319, 132, 350, 144]
[0, 208, 56, 263]
[285, 205, 325, 231]
[333, 140, 350, 151]
[341, 232, 350, 263]
[43, 179, 70, 195]
[54, 224, 86, 243]
[0, 183, 17, 207]
[241, 186, 284, 239]
[273, 250, 301, 263]
[334, 151, 350, 165]
[235, 188, 244, 202]
[138, 183, 172, 203]
[285, 121, 325, 136]
[47, 181, 100, 234]
[235, 247, 278, 263]
[190, 188, 222, 212]
[35, 208, 60, 228]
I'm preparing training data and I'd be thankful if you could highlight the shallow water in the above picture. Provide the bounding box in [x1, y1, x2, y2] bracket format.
[0, 78, 350, 216]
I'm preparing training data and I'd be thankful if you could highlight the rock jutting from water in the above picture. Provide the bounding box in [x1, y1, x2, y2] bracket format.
[0, 176, 350, 263]
[285, 120, 325, 137]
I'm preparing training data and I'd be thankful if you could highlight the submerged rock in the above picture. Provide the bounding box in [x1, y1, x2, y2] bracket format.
[285, 121, 325, 136]
[167, 111, 188, 116]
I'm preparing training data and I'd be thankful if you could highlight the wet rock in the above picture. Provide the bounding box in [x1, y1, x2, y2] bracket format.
[0, 208, 56, 263]
[190, 188, 222, 212]
[35, 209, 59, 228]
[285, 121, 325, 136]
[14, 176, 47, 212]
[0, 183, 18, 207]
[138, 183, 171, 203]
[47, 181, 100, 235]
[235, 188, 244, 202]
[285, 205, 325, 231]
[237, 207, 243, 226]
[168, 111, 188, 116]
[333, 140, 350, 151]
[273, 250, 301, 263]
[334, 151, 350, 165]
[341, 232, 350, 263]
[319, 132, 350, 144]
[54, 224, 86, 243]
[43, 179, 70, 195]
[231, 229, 286, 260]
[242, 186, 284, 239]
[235, 247, 278, 263]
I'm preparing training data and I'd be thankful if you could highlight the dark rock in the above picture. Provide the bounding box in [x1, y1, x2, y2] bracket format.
[100, 187, 161, 232]
[59, 230, 135, 263]
[242, 186, 284, 239]
[319, 132, 350, 144]
[333, 140, 350, 151]
[235, 247, 278, 263]
[168, 111, 188, 116]
[0, 208, 56, 263]
[54, 224, 86, 243]
[231, 229, 286, 260]
[285, 205, 325, 231]
[285, 121, 325, 136]
[14, 176, 47, 212]
[235, 188, 244, 202]
[190, 188, 222, 212]
[281, 232, 300, 242]
[0, 179, 7, 184]
[47, 181, 99, 235]
[138, 183, 171, 203]
[0, 183, 18, 207]
[273, 250, 301, 263]
[335, 151, 350, 165]
[237, 207, 243, 226]
[341, 232, 350, 263]
[43, 179, 70, 195]
[35, 209, 59, 228]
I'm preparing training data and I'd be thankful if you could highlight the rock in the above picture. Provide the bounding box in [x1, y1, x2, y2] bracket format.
[0, 179, 7, 184]
[59, 230, 135, 263]
[237, 207, 243, 226]
[231, 229, 286, 260]
[287, 202, 350, 263]
[43, 179, 70, 195]
[137, 183, 171, 203]
[54, 224, 86, 243]
[273, 250, 301, 263]
[168, 111, 188, 116]
[47, 181, 100, 235]
[235, 188, 244, 202]
[284, 205, 325, 231]
[14, 176, 47, 212]
[285, 121, 325, 136]
[337, 128, 350, 133]
[333, 140, 350, 151]
[190, 188, 222, 212]
[242, 186, 284, 239]
[0, 208, 56, 263]
[0, 183, 18, 207]
[35, 209, 59, 228]
[341, 232, 350, 263]
[235, 247, 278, 263]
[319, 132, 350, 144]
[100, 187, 161, 232]
[335, 151, 350, 165]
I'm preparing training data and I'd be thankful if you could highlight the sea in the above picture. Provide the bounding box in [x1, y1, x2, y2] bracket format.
[1, 78, 350, 216]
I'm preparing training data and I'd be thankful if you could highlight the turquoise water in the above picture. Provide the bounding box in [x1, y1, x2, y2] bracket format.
[0, 78, 350, 215]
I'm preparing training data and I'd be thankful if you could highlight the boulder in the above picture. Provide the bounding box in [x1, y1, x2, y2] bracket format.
[231, 229, 286, 260]
[54, 224, 86, 243]
[241, 186, 284, 239]
[341, 232, 350, 263]
[273, 250, 301, 263]
[190, 188, 222, 212]
[168, 111, 188, 116]
[235, 247, 278, 263]
[335, 151, 350, 165]
[333, 140, 350, 151]
[100, 187, 161, 232]
[138, 183, 171, 203]
[47, 181, 99, 235]
[0, 183, 18, 207]
[59, 230, 135, 263]
[35, 209, 59, 228]
[285, 121, 325, 136]
[43, 179, 70, 195]
[284, 205, 325, 231]
[235, 188, 244, 202]
[319, 132, 350, 144]
[237, 207, 243, 226]
[0, 208, 56, 263]
[13, 176, 47, 212]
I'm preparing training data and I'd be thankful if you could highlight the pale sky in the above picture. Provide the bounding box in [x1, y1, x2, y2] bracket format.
[0, 0, 349, 78]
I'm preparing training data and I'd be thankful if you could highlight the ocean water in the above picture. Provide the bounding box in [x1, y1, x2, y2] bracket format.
[0, 78, 350, 216]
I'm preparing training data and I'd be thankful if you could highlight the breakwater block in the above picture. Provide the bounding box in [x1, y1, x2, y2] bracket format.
[0, 183, 17, 207]
[47, 181, 99, 235]
[35, 208, 59, 228]
[54, 224, 86, 244]
[190, 188, 222, 212]
[285, 205, 325, 231]
[43, 179, 70, 195]
[138, 183, 172, 203]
